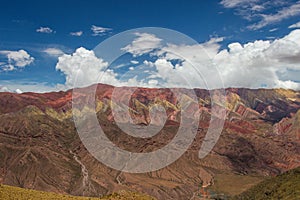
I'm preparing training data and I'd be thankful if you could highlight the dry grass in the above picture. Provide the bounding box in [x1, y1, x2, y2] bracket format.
[209, 173, 263, 196]
[0, 184, 156, 200]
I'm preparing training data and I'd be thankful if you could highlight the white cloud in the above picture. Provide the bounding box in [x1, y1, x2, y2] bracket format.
[140, 41, 223, 89]
[157, 37, 223, 62]
[0, 50, 34, 71]
[130, 60, 139, 64]
[56, 47, 121, 89]
[0, 86, 10, 92]
[289, 21, 300, 28]
[43, 48, 64, 57]
[129, 30, 300, 90]
[0, 81, 58, 93]
[55, 47, 161, 89]
[248, 1, 300, 30]
[70, 31, 83, 36]
[0, 64, 14, 71]
[214, 29, 300, 89]
[0, 86, 23, 94]
[251, 5, 265, 12]
[220, 0, 259, 8]
[15, 89, 23, 94]
[221, 0, 300, 30]
[41, 29, 300, 91]
[121, 32, 162, 57]
[113, 63, 127, 69]
[91, 25, 112, 36]
[6, 50, 34, 67]
[269, 28, 278, 32]
[266, 36, 276, 40]
[220, 0, 265, 21]
[36, 27, 54, 34]
[148, 79, 159, 86]
[207, 37, 225, 44]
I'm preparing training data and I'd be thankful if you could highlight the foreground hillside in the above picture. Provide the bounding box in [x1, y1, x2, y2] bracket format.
[232, 167, 300, 200]
[0, 184, 156, 200]
[0, 84, 299, 199]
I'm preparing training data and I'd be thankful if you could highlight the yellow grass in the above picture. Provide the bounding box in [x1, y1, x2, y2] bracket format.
[0, 184, 156, 200]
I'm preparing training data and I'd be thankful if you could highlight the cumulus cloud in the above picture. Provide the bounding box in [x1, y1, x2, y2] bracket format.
[289, 21, 300, 28]
[91, 25, 112, 36]
[123, 30, 300, 90]
[0, 50, 34, 71]
[51, 29, 300, 91]
[53, 35, 224, 89]
[137, 37, 226, 89]
[43, 48, 64, 57]
[159, 37, 223, 60]
[121, 32, 162, 57]
[56, 47, 122, 89]
[0, 86, 10, 92]
[15, 89, 23, 94]
[1, 30, 298, 92]
[70, 31, 83, 36]
[214, 29, 300, 89]
[36, 27, 55, 34]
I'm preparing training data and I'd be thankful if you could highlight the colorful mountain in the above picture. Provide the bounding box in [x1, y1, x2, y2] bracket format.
[0, 84, 299, 199]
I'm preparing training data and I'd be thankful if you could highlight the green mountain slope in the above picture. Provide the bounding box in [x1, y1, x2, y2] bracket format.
[231, 167, 300, 200]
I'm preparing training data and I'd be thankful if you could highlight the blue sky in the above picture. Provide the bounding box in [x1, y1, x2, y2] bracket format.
[0, 0, 300, 92]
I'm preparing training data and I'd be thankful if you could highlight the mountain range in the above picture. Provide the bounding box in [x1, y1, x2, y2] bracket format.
[0, 84, 299, 199]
